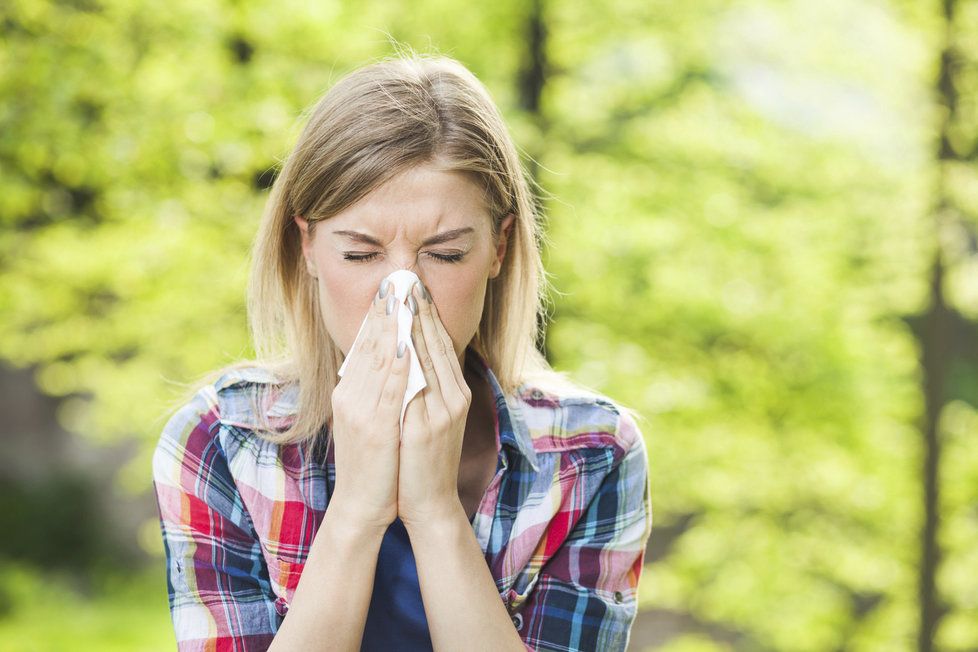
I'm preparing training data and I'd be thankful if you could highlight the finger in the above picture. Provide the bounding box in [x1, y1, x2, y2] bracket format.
[345, 280, 398, 410]
[379, 335, 412, 430]
[408, 284, 442, 422]
[431, 295, 467, 395]
[341, 278, 387, 383]
[413, 280, 465, 400]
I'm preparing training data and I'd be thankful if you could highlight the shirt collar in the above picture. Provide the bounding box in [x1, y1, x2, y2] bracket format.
[465, 347, 540, 473]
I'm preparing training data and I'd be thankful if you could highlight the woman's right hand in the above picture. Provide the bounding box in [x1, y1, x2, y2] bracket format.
[327, 278, 410, 535]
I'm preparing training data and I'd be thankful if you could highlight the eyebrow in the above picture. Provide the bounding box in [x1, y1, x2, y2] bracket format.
[332, 227, 475, 247]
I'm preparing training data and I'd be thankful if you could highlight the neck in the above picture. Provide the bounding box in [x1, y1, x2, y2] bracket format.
[462, 355, 496, 456]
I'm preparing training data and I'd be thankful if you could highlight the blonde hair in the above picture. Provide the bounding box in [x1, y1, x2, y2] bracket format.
[172, 50, 636, 458]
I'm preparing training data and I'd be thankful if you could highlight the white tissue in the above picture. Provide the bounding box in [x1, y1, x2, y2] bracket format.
[337, 269, 428, 434]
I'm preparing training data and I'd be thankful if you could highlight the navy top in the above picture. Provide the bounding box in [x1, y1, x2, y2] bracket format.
[360, 513, 477, 651]
[360, 516, 431, 650]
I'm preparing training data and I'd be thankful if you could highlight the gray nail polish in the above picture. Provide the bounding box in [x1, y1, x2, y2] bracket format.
[386, 293, 396, 315]
[397, 341, 406, 358]
[420, 282, 431, 303]
[378, 279, 391, 300]
[407, 294, 418, 316]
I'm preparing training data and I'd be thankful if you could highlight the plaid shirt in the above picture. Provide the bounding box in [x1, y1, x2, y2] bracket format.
[152, 348, 652, 651]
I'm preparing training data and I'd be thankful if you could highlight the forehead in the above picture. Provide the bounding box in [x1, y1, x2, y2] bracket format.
[327, 164, 490, 232]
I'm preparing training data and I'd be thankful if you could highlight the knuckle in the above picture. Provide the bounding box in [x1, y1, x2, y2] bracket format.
[420, 354, 435, 371]
[389, 356, 408, 374]
[369, 352, 385, 371]
[450, 400, 467, 418]
[381, 386, 399, 405]
[349, 415, 369, 434]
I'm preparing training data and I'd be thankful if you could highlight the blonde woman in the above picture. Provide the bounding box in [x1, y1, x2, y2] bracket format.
[152, 52, 652, 652]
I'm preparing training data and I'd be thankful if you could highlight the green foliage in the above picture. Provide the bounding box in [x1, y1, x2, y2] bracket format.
[0, 473, 122, 570]
[0, 563, 172, 651]
[3, 0, 978, 649]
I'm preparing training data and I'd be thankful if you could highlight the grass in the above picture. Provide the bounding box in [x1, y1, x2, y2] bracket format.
[0, 560, 175, 651]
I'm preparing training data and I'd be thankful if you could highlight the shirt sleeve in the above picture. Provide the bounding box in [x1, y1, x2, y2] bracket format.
[152, 386, 282, 651]
[516, 408, 653, 652]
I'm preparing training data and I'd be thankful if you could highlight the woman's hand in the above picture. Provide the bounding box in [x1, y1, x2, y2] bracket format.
[397, 280, 473, 529]
[328, 279, 410, 535]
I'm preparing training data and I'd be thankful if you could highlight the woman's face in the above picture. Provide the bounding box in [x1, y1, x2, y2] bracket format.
[294, 162, 515, 367]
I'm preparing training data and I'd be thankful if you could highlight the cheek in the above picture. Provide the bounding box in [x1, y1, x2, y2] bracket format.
[428, 266, 488, 347]
[317, 263, 376, 354]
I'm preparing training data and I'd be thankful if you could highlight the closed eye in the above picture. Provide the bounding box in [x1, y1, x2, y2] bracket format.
[342, 252, 380, 262]
[428, 252, 465, 263]
[342, 252, 466, 264]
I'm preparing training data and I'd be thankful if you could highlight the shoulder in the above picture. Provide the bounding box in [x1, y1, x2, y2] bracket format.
[153, 365, 294, 478]
[512, 380, 644, 464]
[211, 365, 297, 430]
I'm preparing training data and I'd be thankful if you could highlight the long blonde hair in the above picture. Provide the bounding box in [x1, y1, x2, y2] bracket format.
[173, 50, 628, 458]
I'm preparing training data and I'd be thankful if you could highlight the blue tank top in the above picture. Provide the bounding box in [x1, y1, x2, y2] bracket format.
[360, 513, 476, 651]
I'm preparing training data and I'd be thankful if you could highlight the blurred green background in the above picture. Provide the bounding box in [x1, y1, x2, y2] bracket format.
[2, 0, 977, 650]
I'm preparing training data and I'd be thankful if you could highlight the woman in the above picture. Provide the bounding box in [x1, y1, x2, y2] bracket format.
[152, 52, 652, 651]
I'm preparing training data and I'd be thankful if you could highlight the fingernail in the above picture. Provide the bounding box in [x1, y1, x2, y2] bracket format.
[378, 279, 391, 300]
[407, 294, 418, 316]
[397, 341, 406, 358]
[386, 294, 397, 315]
[419, 281, 431, 303]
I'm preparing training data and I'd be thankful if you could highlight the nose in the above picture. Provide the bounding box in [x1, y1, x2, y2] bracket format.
[378, 258, 426, 298]
[383, 255, 421, 276]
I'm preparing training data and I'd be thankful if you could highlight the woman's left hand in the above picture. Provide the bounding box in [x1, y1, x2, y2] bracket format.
[397, 280, 472, 530]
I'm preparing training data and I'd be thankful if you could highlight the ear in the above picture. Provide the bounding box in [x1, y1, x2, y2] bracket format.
[489, 213, 516, 279]
[293, 215, 318, 278]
